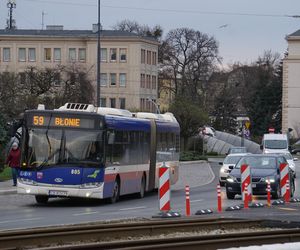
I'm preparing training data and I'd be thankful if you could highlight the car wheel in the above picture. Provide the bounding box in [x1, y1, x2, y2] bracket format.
[35, 195, 49, 204]
[108, 180, 120, 204]
[226, 189, 235, 199]
[272, 184, 280, 199]
[290, 180, 295, 198]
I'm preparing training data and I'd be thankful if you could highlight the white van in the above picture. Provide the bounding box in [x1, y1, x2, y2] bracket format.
[261, 133, 289, 154]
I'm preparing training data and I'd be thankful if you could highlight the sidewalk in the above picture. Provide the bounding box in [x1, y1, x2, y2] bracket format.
[0, 179, 17, 195]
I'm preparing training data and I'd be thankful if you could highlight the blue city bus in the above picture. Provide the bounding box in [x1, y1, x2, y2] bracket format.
[18, 103, 180, 204]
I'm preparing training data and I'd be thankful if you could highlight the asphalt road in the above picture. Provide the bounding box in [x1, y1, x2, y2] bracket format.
[1, 160, 300, 231]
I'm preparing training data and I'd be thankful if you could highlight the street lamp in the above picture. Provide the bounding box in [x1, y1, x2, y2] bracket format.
[96, 0, 101, 107]
[147, 97, 160, 114]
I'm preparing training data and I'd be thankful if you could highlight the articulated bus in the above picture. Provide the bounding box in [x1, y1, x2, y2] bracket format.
[18, 103, 180, 204]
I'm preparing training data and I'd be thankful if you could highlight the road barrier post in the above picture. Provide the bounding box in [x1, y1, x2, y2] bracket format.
[280, 163, 289, 203]
[267, 180, 271, 207]
[153, 162, 180, 218]
[185, 185, 190, 216]
[241, 164, 252, 203]
[286, 179, 290, 203]
[244, 183, 249, 209]
[217, 184, 222, 212]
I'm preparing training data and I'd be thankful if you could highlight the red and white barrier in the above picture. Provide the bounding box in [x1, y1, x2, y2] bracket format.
[185, 185, 190, 216]
[286, 180, 290, 203]
[244, 183, 249, 209]
[280, 163, 290, 202]
[159, 163, 171, 211]
[217, 184, 222, 212]
[241, 164, 252, 202]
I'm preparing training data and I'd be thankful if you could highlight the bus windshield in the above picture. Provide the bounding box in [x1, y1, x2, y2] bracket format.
[27, 128, 103, 168]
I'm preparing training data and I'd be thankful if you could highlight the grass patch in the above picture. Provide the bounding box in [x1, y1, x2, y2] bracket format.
[180, 151, 208, 161]
[0, 166, 12, 181]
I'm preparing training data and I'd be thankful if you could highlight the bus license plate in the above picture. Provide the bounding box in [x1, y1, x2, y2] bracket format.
[49, 190, 68, 197]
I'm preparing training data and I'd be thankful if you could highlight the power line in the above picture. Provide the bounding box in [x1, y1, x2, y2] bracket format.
[22, 0, 300, 19]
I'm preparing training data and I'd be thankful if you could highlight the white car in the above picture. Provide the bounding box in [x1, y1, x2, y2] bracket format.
[219, 153, 250, 186]
[281, 152, 298, 178]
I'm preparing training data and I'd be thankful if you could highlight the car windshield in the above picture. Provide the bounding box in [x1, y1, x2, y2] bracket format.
[236, 156, 277, 169]
[265, 140, 287, 149]
[27, 128, 103, 167]
[223, 155, 243, 164]
[230, 148, 246, 154]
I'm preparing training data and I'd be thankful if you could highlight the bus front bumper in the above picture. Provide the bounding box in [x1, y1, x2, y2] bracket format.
[17, 181, 104, 199]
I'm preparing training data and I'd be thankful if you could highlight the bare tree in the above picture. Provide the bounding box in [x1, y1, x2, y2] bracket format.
[161, 28, 221, 105]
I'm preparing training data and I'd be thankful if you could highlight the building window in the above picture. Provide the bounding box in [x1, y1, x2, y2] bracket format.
[101, 48, 107, 62]
[19, 72, 27, 84]
[140, 98, 145, 111]
[100, 73, 107, 86]
[28, 48, 36, 62]
[18, 48, 26, 62]
[110, 73, 116, 86]
[119, 73, 126, 87]
[53, 73, 61, 86]
[141, 49, 145, 64]
[152, 75, 157, 89]
[110, 48, 117, 62]
[54, 48, 61, 62]
[146, 75, 151, 89]
[119, 98, 126, 109]
[44, 48, 51, 61]
[140, 74, 145, 88]
[100, 98, 106, 107]
[3, 48, 11, 62]
[147, 50, 151, 64]
[152, 52, 157, 65]
[78, 48, 86, 62]
[119, 48, 127, 62]
[110, 98, 116, 108]
[69, 48, 76, 62]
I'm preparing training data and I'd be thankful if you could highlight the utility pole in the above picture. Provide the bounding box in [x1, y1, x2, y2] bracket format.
[41, 11, 47, 30]
[96, 0, 101, 107]
[7, 0, 16, 30]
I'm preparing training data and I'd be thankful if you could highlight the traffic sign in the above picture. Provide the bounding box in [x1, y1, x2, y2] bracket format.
[245, 121, 251, 129]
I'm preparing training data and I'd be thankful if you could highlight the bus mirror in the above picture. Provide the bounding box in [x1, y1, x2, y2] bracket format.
[108, 132, 115, 144]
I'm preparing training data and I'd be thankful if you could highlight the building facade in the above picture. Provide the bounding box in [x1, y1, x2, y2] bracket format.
[0, 25, 159, 111]
[283, 29, 300, 138]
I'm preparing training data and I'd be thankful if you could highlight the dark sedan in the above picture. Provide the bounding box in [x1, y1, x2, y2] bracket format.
[226, 154, 295, 200]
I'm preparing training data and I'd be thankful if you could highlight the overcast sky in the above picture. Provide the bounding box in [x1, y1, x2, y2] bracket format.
[1, 0, 300, 66]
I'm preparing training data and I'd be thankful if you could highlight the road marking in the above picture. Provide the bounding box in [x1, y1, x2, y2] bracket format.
[73, 211, 98, 216]
[277, 207, 298, 211]
[0, 217, 42, 224]
[119, 206, 146, 211]
[190, 199, 203, 203]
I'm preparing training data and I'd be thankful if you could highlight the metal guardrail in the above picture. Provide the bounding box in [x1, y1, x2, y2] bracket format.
[205, 131, 261, 154]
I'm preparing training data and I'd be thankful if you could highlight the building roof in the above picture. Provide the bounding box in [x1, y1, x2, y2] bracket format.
[0, 29, 158, 43]
[288, 30, 300, 37]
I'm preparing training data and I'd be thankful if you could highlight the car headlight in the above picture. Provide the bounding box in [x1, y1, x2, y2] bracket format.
[261, 177, 275, 183]
[226, 176, 236, 183]
[221, 168, 229, 173]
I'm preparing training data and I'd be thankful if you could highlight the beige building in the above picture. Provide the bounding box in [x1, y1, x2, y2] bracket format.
[283, 29, 300, 138]
[0, 25, 159, 111]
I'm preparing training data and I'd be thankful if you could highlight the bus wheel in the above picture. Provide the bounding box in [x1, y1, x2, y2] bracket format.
[35, 195, 49, 204]
[137, 175, 146, 199]
[109, 180, 120, 204]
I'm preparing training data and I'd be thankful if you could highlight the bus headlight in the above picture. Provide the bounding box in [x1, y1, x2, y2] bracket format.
[80, 182, 102, 189]
[19, 178, 37, 185]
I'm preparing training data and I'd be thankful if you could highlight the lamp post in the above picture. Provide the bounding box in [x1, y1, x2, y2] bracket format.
[96, 0, 101, 107]
[7, 0, 16, 30]
[147, 97, 160, 114]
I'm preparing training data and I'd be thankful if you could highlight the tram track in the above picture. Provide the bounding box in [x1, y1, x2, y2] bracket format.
[0, 217, 299, 249]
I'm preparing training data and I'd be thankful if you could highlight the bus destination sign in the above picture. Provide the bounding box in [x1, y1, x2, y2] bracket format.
[30, 115, 95, 129]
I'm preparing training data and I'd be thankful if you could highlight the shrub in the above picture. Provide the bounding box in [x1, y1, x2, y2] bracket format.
[180, 151, 207, 161]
